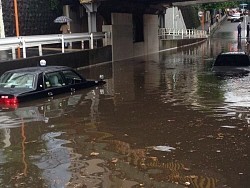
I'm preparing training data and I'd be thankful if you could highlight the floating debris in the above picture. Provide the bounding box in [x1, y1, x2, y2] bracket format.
[148, 156, 158, 161]
[184, 181, 191, 186]
[221, 125, 237, 129]
[150, 146, 176, 152]
[90, 152, 99, 156]
[190, 175, 197, 179]
[111, 158, 118, 163]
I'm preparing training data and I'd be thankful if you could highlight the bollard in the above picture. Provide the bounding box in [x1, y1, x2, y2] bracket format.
[38, 44, 42, 56]
[12, 47, 16, 59]
[90, 33, 94, 49]
[61, 35, 65, 53]
[22, 39, 26, 58]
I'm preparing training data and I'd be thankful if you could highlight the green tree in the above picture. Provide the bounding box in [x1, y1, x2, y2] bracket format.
[201, 2, 239, 11]
[49, 0, 60, 11]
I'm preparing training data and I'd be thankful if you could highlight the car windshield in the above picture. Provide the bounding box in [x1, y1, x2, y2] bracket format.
[214, 54, 250, 66]
[0, 72, 35, 89]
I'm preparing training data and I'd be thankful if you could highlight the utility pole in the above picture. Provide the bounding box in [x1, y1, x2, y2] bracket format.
[13, 0, 20, 37]
[13, 0, 20, 57]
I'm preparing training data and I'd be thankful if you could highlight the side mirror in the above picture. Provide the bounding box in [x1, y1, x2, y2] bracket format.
[99, 75, 104, 80]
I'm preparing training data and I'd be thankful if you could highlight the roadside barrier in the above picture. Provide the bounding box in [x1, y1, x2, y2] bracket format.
[0, 32, 107, 59]
[158, 28, 208, 39]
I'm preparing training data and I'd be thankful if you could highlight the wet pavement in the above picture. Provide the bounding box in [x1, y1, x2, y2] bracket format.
[0, 19, 250, 188]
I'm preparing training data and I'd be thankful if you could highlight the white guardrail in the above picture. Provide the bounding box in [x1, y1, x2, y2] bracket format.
[158, 28, 208, 39]
[0, 32, 107, 59]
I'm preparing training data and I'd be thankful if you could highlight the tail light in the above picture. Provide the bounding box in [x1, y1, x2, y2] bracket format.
[0, 95, 19, 108]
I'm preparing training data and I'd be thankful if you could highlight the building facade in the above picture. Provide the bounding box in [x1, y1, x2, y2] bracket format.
[0, 0, 62, 37]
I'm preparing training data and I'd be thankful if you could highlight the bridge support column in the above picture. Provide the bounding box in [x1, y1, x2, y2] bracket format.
[82, 2, 100, 33]
[63, 5, 72, 48]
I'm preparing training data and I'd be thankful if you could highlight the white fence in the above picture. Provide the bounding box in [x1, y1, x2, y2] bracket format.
[0, 32, 107, 59]
[158, 28, 208, 39]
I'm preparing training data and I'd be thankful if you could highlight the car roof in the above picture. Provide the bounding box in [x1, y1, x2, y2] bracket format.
[214, 52, 250, 66]
[220, 51, 246, 55]
[3, 66, 72, 75]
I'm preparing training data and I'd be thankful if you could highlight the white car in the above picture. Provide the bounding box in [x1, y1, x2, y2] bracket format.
[230, 13, 243, 22]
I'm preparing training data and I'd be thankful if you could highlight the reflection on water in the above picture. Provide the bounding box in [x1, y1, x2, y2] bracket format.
[0, 23, 249, 188]
[0, 93, 85, 127]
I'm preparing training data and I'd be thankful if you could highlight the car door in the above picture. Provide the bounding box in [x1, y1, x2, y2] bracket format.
[44, 71, 71, 97]
[61, 69, 85, 92]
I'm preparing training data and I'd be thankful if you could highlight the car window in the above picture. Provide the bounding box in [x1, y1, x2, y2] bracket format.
[0, 72, 35, 89]
[62, 70, 85, 85]
[44, 72, 65, 88]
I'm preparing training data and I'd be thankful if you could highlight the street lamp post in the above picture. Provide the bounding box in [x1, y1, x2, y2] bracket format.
[175, 14, 179, 34]
[240, 3, 248, 37]
[172, 7, 179, 37]
[198, 11, 204, 30]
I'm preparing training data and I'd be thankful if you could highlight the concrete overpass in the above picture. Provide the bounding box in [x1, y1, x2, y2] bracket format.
[172, 0, 234, 6]
[63, 0, 235, 32]
[76, 0, 234, 6]
[61, 0, 234, 61]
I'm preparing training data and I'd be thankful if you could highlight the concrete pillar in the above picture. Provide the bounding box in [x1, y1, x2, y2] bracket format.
[63, 5, 72, 48]
[63, 5, 71, 30]
[111, 13, 133, 61]
[102, 25, 112, 45]
[144, 14, 159, 54]
[111, 13, 160, 61]
[159, 13, 165, 28]
[83, 2, 100, 33]
[0, 0, 5, 38]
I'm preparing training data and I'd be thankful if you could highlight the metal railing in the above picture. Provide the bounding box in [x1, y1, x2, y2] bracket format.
[158, 28, 208, 39]
[0, 32, 107, 59]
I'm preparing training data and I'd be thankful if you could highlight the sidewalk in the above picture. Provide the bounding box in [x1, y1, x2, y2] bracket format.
[197, 22, 211, 32]
[197, 14, 227, 35]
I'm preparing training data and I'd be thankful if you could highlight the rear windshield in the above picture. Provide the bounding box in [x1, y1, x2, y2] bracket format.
[214, 54, 250, 66]
[0, 72, 35, 89]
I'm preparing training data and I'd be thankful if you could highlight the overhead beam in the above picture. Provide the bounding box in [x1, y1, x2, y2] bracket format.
[173, 0, 234, 6]
[64, 0, 236, 6]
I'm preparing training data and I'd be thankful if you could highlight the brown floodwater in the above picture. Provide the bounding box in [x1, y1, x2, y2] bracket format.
[0, 21, 249, 188]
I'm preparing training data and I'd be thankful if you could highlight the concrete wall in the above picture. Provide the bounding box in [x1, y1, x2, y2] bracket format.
[0, 46, 112, 75]
[160, 38, 206, 51]
[2, 0, 62, 36]
[165, 7, 186, 30]
[111, 13, 159, 61]
[102, 25, 112, 46]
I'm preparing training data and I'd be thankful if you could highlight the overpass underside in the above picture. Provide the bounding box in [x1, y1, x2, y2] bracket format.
[75, 0, 234, 7]
[61, 0, 222, 61]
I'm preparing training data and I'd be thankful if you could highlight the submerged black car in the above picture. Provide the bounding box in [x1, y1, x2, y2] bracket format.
[0, 60, 105, 107]
[212, 52, 250, 75]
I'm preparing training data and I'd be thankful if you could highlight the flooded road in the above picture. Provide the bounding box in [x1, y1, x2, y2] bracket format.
[0, 21, 249, 188]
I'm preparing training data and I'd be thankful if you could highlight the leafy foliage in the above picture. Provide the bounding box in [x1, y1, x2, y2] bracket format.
[49, 0, 60, 11]
[200, 2, 240, 11]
